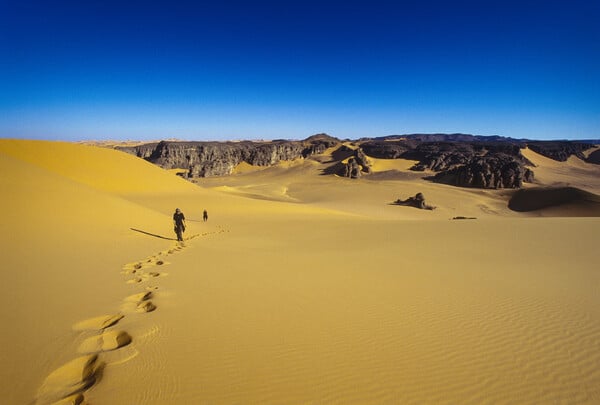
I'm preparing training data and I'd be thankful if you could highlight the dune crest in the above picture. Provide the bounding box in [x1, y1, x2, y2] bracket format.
[509, 186, 600, 215]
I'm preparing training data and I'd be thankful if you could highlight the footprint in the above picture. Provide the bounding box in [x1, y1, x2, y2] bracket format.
[77, 330, 132, 354]
[148, 259, 168, 266]
[122, 262, 144, 272]
[37, 354, 100, 404]
[125, 291, 152, 303]
[51, 393, 85, 405]
[126, 271, 166, 284]
[72, 315, 124, 332]
[137, 301, 157, 313]
[126, 277, 143, 284]
[122, 291, 157, 313]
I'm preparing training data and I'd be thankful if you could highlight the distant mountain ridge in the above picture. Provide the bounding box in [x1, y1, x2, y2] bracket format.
[365, 133, 600, 145]
[370, 133, 522, 143]
[116, 133, 599, 189]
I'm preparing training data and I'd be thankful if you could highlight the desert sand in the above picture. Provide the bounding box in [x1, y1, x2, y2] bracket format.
[1, 139, 600, 404]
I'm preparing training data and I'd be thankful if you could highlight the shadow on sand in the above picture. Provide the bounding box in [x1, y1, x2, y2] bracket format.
[130, 228, 176, 241]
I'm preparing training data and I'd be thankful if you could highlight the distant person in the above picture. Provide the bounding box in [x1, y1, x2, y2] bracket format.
[173, 208, 186, 241]
[203, 209, 208, 222]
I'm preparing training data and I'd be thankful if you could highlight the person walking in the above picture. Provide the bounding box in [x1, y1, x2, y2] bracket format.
[173, 208, 186, 241]
[203, 209, 208, 222]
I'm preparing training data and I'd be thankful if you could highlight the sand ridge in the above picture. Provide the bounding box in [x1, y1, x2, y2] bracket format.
[521, 147, 600, 192]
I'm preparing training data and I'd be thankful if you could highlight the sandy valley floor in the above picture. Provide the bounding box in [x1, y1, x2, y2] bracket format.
[1, 139, 599, 404]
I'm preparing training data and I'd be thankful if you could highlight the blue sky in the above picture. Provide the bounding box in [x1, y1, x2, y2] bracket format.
[1, 0, 599, 141]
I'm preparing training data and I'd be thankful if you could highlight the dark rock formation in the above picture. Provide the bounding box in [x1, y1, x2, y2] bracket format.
[303, 133, 340, 149]
[526, 141, 593, 162]
[344, 157, 362, 178]
[432, 155, 534, 189]
[330, 145, 356, 161]
[338, 147, 372, 178]
[118, 135, 340, 177]
[360, 140, 533, 188]
[361, 140, 528, 169]
[354, 148, 372, 174]
[360, 140, 416, 159]
[405, 142, 529, 172]
[393, 193, 436, 210]
[406, 142, 480, 172]
[374, 133, 522, 143]
[117, 134, 595, 189]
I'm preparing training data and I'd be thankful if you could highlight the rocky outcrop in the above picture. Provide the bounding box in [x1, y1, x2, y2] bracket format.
[361, 140, 528, 169]
[363, 138, 595, 165]
[360, 140, 415, 159]
[355, 148, 372, 174]
[117, 134, 594, 189]
[432, 155, 534, 188]
[360, 141, 533, 188]
[404, 142, 528, 172]
[118, 136, 340, 177]
[303, 133, 340, 151]
[394, 192, 436, 210]
[339, 147, 372, 178]
[374, 133, 521, 143]
[344, 157, 362, 178]
[526, 141, 593, 162]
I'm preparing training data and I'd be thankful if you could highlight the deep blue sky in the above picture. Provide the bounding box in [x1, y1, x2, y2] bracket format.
[1, 0, 599, 141]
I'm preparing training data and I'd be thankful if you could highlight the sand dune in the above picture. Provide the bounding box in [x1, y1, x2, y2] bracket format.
[522, 146, 600, 192]
[509, 186, 600, 216]
[1, 139, 600, 404]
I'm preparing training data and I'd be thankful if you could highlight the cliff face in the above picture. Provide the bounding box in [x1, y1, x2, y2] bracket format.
[360, 140, 534, 188]
[432, 155, 535, 188]
[526, 141, 593, 162]
[117, 135, 596, 189]
[117, 136, 338, 177]
[359, 139, 597, 189]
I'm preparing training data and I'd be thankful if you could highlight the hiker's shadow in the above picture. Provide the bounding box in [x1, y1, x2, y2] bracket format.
[130, 228, 177, 241]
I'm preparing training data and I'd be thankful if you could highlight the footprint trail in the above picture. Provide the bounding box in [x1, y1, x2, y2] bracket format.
[34, 229, 223, 404]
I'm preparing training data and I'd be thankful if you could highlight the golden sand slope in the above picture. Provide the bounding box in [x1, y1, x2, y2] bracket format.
[1, 139, 600, 404]
[522, 146, 600, 192]
[0, 139, 199, 194]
